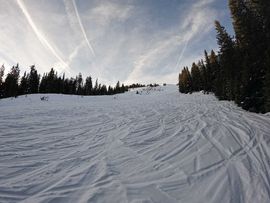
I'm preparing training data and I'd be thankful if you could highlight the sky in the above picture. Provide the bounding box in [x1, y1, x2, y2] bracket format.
[0, 0, 233, 85]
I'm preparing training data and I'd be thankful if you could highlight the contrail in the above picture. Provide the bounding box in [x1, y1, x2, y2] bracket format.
[175, 37, 190, 71]
[71, 0, 96, 57]
[16, 0, 70, 73]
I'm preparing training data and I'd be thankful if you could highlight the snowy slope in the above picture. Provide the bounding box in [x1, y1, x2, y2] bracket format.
[0, 85, 270, 203]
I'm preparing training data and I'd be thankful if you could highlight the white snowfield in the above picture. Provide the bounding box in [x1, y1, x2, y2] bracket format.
[0, 85, 270, 203]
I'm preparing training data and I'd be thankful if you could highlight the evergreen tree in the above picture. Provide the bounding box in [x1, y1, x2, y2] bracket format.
[265, 55, 270, 111]
[69, 78, 77, 94]
[179, 67, 192, 93]
[98, 84, 102, 95]
[60, 74, 65, 93]
[191, 63, 201, 92]
[108, 86, 114, 95]
[4, 64, 20, 97]
[84, 76, 93, 95]
[249, 0, 269, 46]
[39, 73, 47, 93]
[198, 60, 208, 93]
[0, 64, 128, 99]
[93, 79, 99, 95]
[204, 50, 212, 92]
[249, 0, 270, 112]
[76, 73, 83, 95]
[177, 0, 270, 113]
[0, 65, 4, 98]
[46, 68, 56, 93]
[121, 84, 127, 93]
[28, 65, 39, 94]
[209, 50, 221, 96]
[63, 78, 70, 94]
[100, 85, 107, 95]
[229, 0, 266, 111]
[115, 81, 121, 94]
[55, 75, 64, 93]
[19, 71, 29, 95]
[215, 20, 236, 100]
[0, 65, 4, 86]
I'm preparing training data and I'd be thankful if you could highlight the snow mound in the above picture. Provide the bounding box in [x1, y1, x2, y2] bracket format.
[0, 85, 270, 203]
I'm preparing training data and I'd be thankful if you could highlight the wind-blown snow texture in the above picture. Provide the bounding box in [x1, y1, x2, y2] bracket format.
[0, 85, 270, 203]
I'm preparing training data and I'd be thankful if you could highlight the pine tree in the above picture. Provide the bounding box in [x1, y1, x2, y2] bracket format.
[121, 84, 127, 93]
[47, 68, 56, 93]
[209, 50, 219, 94]
[76, 73, 83, 95]
[215, 20, 236, 100]
[176, 0, 270, 113]
[191, 63, 201, 92]
[0, 65, 4, 98]
[248, 0, 270, 45]
[179, 67, 192, 93]
[93, 79, 99, 95]
[0, 65, 128, 98]
[115, 81, 121, 94]
[70, 78, 77, 94]
[229, 0, 266, 111]
[4, 64, 20, 97]
[39, 73, 47, 93]
[55, 75, 64, 94]
[28, 65, 39, 94]
[84, 76, 93, 95]
[198, 60, 207, 93]
[98, 84, 102, 95]
[19, 72, 29, 95]
[100, 85, 107, 95]
[249, 0, 270, 112]
[264, 54, 270, 111]
[0, 65, 4, 86]
[108, 86, 114, 95]
[204, 50, 212, 92]
[63, 78, 70, 94]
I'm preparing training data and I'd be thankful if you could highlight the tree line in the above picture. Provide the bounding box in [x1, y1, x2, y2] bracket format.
[0, 64, 129, 99]
[178, 0, 270, 113]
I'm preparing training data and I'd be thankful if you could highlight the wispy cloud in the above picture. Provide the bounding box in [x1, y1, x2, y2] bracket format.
[126, 0, 218, 84]
[16, 0, 70, 73]
[63, 0, 96, 57]
[87, 1, 133, 26]
[0, 0, 230, 84]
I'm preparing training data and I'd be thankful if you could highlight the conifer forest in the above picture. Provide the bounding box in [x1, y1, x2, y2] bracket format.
[178, 0, 270, 113]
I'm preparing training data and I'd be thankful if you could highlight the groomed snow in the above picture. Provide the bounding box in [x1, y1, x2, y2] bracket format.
[0, 85, 270, 203]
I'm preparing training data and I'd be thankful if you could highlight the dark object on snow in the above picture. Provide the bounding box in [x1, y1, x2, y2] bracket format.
[40, 96, 49, 101]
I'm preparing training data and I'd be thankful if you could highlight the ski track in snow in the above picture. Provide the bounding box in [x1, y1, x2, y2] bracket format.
[0, 85, 270, 203]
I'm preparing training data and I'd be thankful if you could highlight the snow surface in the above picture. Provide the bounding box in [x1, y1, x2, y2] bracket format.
[0, 85, 270, 203]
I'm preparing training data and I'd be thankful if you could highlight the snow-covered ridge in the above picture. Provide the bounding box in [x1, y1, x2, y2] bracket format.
[0, 85, 270, 203]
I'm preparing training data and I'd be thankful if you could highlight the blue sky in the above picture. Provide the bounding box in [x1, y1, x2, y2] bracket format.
[0, 0, 233, 85]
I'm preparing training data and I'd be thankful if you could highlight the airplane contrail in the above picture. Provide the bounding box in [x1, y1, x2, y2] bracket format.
[71, 0, 96, 57]
[175, 37, 190, 71]
[16, 0, 70, 73]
